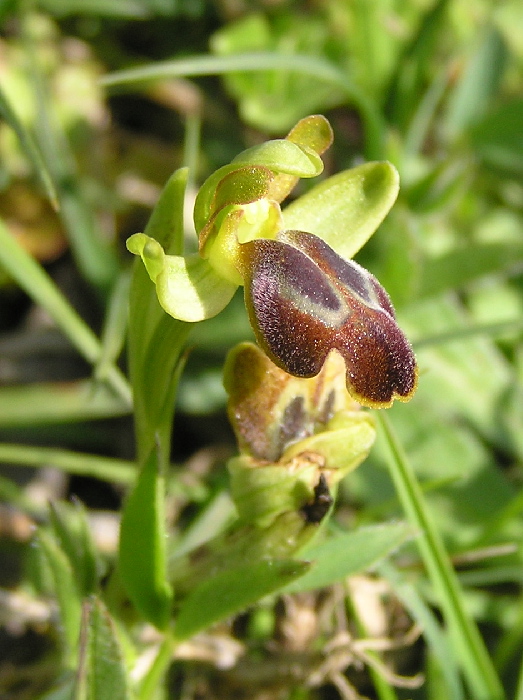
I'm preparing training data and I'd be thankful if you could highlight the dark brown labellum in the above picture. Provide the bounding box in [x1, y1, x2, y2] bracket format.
[242, 230, 418, 408]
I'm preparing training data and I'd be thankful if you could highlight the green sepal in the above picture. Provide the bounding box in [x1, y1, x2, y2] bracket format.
[282, 409, 376, 476]
[118, 446, 172, 630]
[282, 161, 400, 260]
[228, 410, 375, 529]
[127, 233, 237, 322]
[228, 455, 321, 528]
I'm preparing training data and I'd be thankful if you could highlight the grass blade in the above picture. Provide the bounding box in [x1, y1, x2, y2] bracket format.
[0, 218, 132, 405]
[101, 52, 384, 159]
[0, 84, 59, 209]
[377, 412, 505, 700]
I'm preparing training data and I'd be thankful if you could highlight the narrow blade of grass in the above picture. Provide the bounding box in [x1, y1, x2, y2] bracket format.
[0, 84, 59, 209]
[377, 412, 505, 700]
[100, 52, 384, 159]
[0, 218, 132, 405]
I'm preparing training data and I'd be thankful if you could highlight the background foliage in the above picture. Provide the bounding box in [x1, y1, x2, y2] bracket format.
[0, 1, 522, 699]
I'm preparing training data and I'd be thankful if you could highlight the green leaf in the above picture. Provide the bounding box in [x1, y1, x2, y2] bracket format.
[284, 522, 413, 593]
[378, 413, 505, 700]
[0, 443, 135, 484]
[0, 83, 58, 208]
[75, 597, 132, 700]
[174, 558, 310, 642]
[142, 167, 188, 256]
[210, 14, 345, 134]
[37, 529, 82, 664]
[94, 270, 131, 385]
[444, 26, 507, 137]
[470, 98, 523, 176]
[36, 0, 149, 18]
[419, 242, 523, 298]
[118, 446, 172, 630]
[380, 561, 465, 700]
[127, 168, 191, 463]
[282, 161, 399, 260]
[37, 675, 77, 700]
[49, 501, 99, 597]
[21, 24, 118, 291]
[405, 296, 514, 449]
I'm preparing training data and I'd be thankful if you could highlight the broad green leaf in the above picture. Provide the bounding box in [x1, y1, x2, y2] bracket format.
[364, 400, 515, 548]
[37, 529, 82, 664]
[284, 522, 413, 593]
[404, 296, 515, 450]
[75, 597, 131, 700]
[210, 14, 345, 133]
[119, 446, 172, 630]
[174, 558, 310, 642]
[142, 167, 188, 256]
[49, 501, 99, 597]
[282, 161, 399, 260]
[127, 168, 188, 381]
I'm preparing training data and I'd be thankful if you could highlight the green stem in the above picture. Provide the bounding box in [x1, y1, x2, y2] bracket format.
[137, 634, 175, 700]
[377, 412, 505, 700]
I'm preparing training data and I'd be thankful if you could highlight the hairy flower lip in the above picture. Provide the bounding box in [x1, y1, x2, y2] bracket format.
[241, 230, 418, 409]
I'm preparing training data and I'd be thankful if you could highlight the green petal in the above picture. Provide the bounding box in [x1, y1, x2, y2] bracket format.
[285, 114, 333, 156]
[232, 138, 324, 178]
[156, 254, 237, 321]
[282, 161, 400, 260]
[127, 232, 165, 281]
[127, 233, 237, 322]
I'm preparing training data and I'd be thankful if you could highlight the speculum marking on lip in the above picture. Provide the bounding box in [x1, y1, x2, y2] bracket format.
[242, 230, 418, 408]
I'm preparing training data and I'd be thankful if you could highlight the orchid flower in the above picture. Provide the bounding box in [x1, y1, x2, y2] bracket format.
[127, 115, 417, 409]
